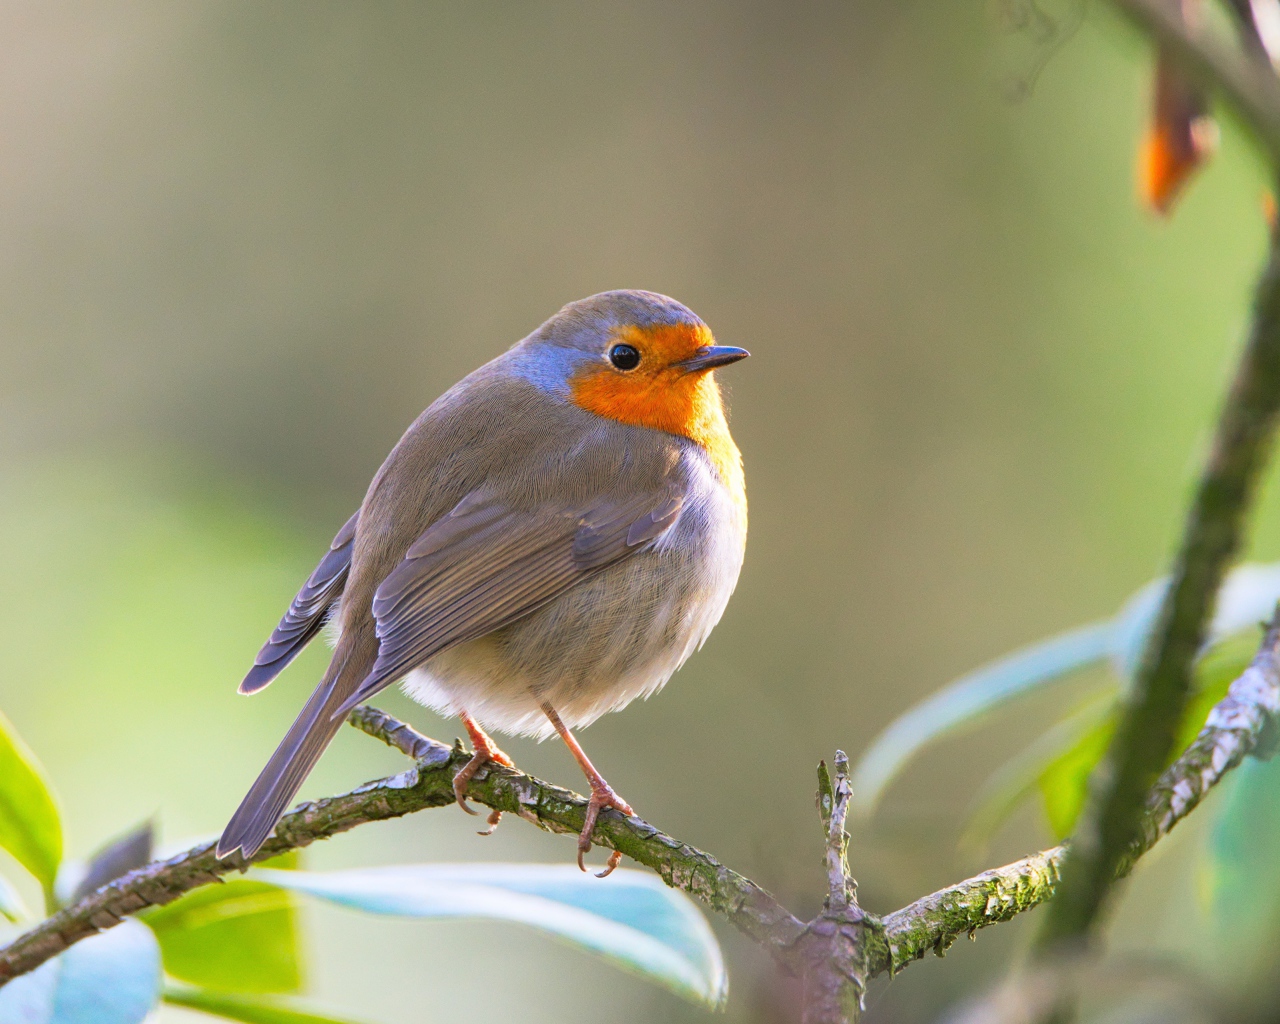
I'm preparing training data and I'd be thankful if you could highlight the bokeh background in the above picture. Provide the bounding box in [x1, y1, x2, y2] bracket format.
[0, 1, 1276, 1021]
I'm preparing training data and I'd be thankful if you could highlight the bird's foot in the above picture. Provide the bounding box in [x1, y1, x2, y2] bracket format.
[453, 716, 515, 832]
[578, 779, 634, 878]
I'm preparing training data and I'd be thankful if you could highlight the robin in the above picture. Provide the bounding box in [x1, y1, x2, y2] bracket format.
[216, 290, 748, 875]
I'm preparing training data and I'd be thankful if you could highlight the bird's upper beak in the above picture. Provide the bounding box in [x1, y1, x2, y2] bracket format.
[675, 345, 750, 374]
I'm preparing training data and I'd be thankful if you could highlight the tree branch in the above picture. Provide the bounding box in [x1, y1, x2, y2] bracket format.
[1036, 217, 1280, 946]
[0, 709, 805, 987]
[879, 607, 1280, 972]
[1110, 0, 1280, 161]
[3, 603, 1277, 1009]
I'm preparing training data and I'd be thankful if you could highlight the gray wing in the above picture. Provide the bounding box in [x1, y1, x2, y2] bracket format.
[332, 483, 684, 717]
[240, 511, 359, 695]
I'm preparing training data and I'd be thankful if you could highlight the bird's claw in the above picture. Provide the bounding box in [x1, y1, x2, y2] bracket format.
[577, 781, 633, 877]
[451, 743, 515, 824]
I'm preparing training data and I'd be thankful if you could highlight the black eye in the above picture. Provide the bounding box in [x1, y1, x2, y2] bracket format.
[609, 343, 641, 370]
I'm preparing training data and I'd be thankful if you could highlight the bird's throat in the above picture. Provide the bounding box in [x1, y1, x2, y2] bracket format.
[570, 367, 745, 513]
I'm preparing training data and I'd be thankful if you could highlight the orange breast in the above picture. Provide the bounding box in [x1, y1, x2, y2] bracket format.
[568, 324, 746, 520]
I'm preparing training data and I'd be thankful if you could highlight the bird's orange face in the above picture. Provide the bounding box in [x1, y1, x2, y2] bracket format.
[568, 322, 747, 498]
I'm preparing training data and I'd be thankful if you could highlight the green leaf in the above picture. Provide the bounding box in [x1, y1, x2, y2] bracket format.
[853, 562, 1280, 822]
[960, 697, 1113, 853]
[1037, 712, 1117, 841]
[162, 987, 367, 1024]
[1031, 635, 1256, 841]
[1173, 631, 1258, 751]
[254, 864, 728, 1008]
[142, 878, 302, 994]
[0, 872, 29, 923]
[0, 708, 62, 895]
[0, 919, 161, 1024]
[850, 622, 1113, 816]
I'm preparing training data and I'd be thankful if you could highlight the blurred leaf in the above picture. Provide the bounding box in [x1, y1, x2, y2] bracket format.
[68, 822, 153, 904]
[1109, 566, 1280, 683]
[960, 697, 1113, 854]
[162, 987, 366, 1024]
[0, 919, 161, 1024]
[0, 872, 29, 923]
[1037, 712, 1117, 841]
[855, 564, 1280, 821]
[255, 864, 728, 1008]
[0, 709, 62, 895]
[1138, 47, 1216, 216]
[850, 622, 1113, 816]
[1034, 634, 1257, 841]
[142, 878, 302, 994]
[1202, 753, 1280, 987]
[1106, 577, 1167, 683]
[257, 849, 300, 871]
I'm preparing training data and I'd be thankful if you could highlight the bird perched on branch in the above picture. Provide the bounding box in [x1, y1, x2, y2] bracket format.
[216, 290, 749, 875]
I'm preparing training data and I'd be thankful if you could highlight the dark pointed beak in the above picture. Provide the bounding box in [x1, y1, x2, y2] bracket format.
[675, 345, 750, 374]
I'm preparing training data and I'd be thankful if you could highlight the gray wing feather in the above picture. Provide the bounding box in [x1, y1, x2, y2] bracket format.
[239, 511, 359, 695]
[332, 483, 684, 717]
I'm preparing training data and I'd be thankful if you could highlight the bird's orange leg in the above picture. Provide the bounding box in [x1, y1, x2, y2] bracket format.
[453, 711, 514, 834]
[541, 702, 633, 877]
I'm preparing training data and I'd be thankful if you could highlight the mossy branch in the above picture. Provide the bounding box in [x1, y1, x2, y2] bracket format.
[0, 705, 806, 986]
[4, 607, 1278, 1009]
[881, 608, 1280, 971]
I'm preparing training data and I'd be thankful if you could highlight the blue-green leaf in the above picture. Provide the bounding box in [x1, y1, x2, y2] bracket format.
[0, 919, 161, 1024]
[1203, 754, 1280, 986]
[849, 622, 1113, 816]
[162, 987, 367, 1024]
[0, 710, 62, 895]
[853, 562, 1280, 820]
[254, 864, 727, 1008]
[1108, 565, 1280, 682]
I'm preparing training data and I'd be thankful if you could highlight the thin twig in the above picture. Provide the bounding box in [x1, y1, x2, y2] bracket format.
[801, 751, 882, 1024]
[825, 752, 854, 912]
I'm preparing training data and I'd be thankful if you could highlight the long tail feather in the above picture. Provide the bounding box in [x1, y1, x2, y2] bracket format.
[217, 646, 363, 860]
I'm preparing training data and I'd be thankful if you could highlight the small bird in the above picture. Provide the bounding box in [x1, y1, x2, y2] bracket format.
[216, 290, 748, 875]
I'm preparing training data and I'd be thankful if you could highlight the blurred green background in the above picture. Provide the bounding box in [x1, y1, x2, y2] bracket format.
[0, 1, 1276, 1020]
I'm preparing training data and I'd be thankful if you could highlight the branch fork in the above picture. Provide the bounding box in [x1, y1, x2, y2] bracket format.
[798, 752, 886, 1024]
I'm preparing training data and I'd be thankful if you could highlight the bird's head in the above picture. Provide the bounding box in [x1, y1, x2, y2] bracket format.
[514, 290, 748, 445]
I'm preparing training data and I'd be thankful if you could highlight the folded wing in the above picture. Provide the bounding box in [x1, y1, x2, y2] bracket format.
[240, 511, 359, 695]
[333, 483, 685, 717]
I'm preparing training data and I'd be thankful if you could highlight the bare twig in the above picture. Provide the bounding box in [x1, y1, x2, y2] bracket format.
[800, 752, 884, 1024]
[824, 752, 854, 912]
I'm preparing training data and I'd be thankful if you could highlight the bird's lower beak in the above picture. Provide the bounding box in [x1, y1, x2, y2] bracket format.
[676, 345, 751, 374]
